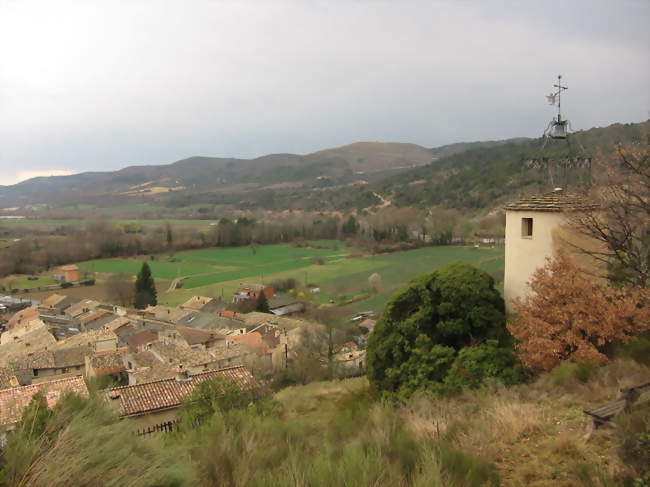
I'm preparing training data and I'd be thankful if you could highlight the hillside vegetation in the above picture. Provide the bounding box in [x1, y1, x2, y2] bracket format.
[1, 358, 648, 487]
[0, 137, 523, 211]
[1, 121, 645, 214]
[378, 121, 649, 212]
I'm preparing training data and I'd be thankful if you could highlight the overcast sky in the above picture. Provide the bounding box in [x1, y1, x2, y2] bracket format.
[0, 0, 648, 186]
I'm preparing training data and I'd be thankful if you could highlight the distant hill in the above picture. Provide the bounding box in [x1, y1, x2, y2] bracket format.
[1, 122, 645, 213]
[373, 121, 649, 212]
[0, 139, 520, 209]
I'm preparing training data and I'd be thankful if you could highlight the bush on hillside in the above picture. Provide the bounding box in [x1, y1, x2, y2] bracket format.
[508, 253, 650, 372]
[444, 343, 528, 391]
[0, 392, 192, 487]
[367, 262, 517, 397]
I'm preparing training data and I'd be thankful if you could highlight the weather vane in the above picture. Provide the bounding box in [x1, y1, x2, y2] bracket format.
[545, 75, 569, 139]
[524, 75, 592, 187]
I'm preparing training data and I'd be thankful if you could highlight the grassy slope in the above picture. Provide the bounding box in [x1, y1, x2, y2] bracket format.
[277, 358, 649, 487]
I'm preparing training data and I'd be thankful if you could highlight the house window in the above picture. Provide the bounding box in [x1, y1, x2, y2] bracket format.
[521, 218, 533, 238]
[33, 369, 39, 376]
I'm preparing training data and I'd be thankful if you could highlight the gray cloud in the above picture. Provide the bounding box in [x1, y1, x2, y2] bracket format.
[0, 0, 648, 185]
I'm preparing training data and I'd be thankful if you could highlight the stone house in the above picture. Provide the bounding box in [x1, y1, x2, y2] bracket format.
[0, 376, 88, 447]
[231, 283, 274, 305]
[53, 264, 80, 283]
[103, 366, 257, 431]
[125, 330, 159, 352]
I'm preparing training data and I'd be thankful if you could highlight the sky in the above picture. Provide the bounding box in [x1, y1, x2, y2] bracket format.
[0, 0, 648, 186]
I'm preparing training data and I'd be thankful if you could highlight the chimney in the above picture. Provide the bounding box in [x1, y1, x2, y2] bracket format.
[175, 364, 191, 382]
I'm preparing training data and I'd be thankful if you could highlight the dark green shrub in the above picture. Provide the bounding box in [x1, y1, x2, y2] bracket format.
[617, 405, 650, 481]
[444, 343, 528, 390]
[436, 443, 500, 487]
[60, 282, 73, 289]
[615, 335, 650, 366]
[549, 360, 600, 387]
[367, 262, 507, 396]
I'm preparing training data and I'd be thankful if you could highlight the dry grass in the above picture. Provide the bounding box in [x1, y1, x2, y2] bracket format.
[400, 359, 650, 486]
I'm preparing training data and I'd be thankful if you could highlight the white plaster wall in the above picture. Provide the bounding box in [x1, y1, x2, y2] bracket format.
[504, 210, 564, 310]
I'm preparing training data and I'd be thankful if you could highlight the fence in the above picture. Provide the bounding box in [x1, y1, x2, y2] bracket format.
[135, 420, 179, 437]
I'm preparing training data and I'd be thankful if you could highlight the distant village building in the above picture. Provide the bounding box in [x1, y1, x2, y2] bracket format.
[53, 264, 80, 283]
[503, 188, 594, 310]
[180, 296, 226, 314]
[268, 297, 305, 316]
[231, 283, 274, 305]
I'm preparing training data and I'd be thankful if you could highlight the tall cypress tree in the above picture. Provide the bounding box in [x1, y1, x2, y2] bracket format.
[255, 290, 270, 313]
[134, 262, 157, 309]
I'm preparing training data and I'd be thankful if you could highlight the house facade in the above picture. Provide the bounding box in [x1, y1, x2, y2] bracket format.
[503, 188, 594, 310]
[53, 265, 80, 283]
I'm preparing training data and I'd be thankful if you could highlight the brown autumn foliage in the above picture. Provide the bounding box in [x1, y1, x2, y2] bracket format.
[508, 252, 650, 371]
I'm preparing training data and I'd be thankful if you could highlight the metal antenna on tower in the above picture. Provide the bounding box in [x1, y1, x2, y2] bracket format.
[545, 75, 569, 139]
[525, 75, 592, 188]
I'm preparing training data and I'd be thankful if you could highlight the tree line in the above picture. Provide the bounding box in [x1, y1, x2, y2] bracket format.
[0, 209, 504, 279]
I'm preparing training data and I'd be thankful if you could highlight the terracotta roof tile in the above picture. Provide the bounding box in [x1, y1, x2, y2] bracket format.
[105, 366, 257, 417]
[90, 351, 126, 375]
[505, 189, 595, 212]
[0, 376, 88, 426]
[176, 326, 224, 346]
[125, 330, 159, 349]
[0, 367, 19, 390]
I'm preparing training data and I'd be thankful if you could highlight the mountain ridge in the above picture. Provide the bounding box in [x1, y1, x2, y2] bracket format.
[0, 139, 522, 208]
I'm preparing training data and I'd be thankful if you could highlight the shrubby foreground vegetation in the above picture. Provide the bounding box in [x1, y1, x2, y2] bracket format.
[1, 357, 649, 487]
[367, 262, 525, 398]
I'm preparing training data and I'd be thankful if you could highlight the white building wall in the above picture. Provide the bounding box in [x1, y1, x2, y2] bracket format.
[504, 210, 564, 310]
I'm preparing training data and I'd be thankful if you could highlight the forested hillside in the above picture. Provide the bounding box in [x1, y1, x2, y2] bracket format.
[376, 121, 649, 212]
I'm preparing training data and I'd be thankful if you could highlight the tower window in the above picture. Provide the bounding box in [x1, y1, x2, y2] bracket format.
[521, 218, 533, 238]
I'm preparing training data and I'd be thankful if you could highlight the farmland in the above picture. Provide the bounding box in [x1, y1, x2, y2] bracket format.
[78, 241, 504, 314]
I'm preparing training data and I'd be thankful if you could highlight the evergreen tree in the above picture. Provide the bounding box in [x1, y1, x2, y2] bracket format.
[366, 262, 512, 397]
[342, 215, 358, 236]
[165, 223, 173, 248]
[134, 262, 157, 309]
[255, 290, 270, 313]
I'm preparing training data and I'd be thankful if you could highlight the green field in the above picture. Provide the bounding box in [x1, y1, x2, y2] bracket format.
[79, 242, 503, 314]
[80, 242, 348, 285]
[1, 274, 58, 290]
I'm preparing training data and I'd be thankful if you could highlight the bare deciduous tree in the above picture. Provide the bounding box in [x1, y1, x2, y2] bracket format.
[105, 273, 134, 306]
[570, 140, 649, 286]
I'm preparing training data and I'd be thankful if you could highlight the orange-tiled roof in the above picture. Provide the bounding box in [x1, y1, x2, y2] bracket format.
[505, 189, 595, 212]
[39, 294, 67, 308]
[90, 350, 127, 375]
[7, 306, 39, 329]
[227, 332, 269, 353]
[0, 376, 88, 426]
[125, 330, 159, 349]
[56, 265, 79, 271]
[176, 326, 224, 346]
[105, 366, 257, 417]
[181, 296, 214, 310]
[81, 309, 110, 325]
[104, 317, 132, 332]
[0, 367, 19, 390]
